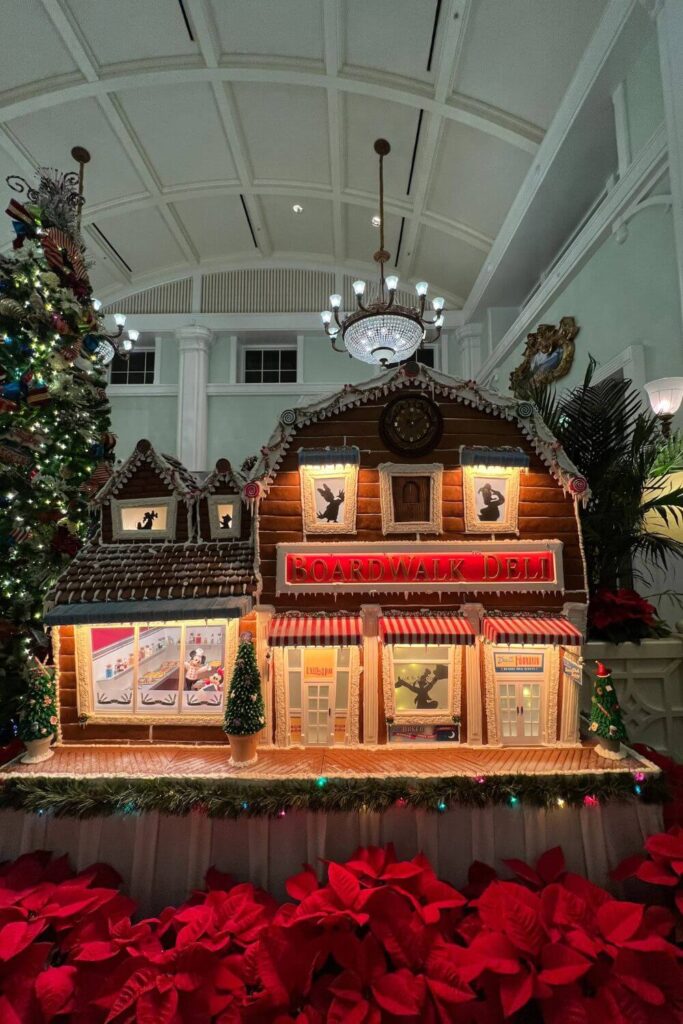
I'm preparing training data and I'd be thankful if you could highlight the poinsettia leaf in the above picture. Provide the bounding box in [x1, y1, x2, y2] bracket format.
[72, 939, 118, 961]
[286, 865, 319, 902]
[372, 968, 425, 1016]
[0, 920, 44, 961]
[645, 832, 683, 861]
[327, 863, 361, 909]
[136, 985, 179, 1024]
[617, 972, 665, 1006]
[636, 860, 678, 886]
[499, 967, 534, 1017]
[35, 965, 77, 1018]
[538, 944, 591, 985]
[596, 901, 644, 944]
[205, 866, 235, 892]
[381, 862, 425, 881]
[0, 995, 23, 1024]
[75, 862, 123, 890]
[536, 847, 566, 884]
[104, 967, 158, 1022]
[611, 853, 647, 882]
[175, 904, 213, 948]
[502, 859, 543, 888]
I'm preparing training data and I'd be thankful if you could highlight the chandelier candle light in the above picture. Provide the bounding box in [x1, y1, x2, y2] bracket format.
[321, 139, 445, 365]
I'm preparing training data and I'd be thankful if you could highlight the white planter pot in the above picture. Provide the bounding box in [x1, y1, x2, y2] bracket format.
[582, 638, 683, 757]
[20, 735, 55, 764]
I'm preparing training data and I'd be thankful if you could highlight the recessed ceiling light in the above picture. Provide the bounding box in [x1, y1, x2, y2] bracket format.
[292, 204, 304, 214]
[372, 215, 381, 227]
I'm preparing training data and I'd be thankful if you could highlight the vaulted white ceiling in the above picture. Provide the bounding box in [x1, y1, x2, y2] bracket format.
[0, 0, 608, 307]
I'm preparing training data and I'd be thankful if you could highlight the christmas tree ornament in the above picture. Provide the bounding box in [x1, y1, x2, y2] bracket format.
[223, 634, 265, 766]
[588, 661, 628, 759]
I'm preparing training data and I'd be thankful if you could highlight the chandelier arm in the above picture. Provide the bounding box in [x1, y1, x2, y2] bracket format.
[333, 309, 343, 330]
[329, 336, 346, 353]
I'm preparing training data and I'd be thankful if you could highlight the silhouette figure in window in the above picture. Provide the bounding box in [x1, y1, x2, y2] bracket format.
[477, 483, 505, 522]
[317, 483, 345, 523]
[136, 510, 159, 530]
[220, 511, 232, 529]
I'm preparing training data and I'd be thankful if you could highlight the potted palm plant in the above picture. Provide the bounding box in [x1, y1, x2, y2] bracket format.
[529, 360, 683, 754]
[530, 358, 683, 630]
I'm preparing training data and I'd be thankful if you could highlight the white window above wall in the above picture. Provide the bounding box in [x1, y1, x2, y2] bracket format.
[110, 349, 155, 385]
[386, 346, 438, 370]
[240, 346, 298, 384]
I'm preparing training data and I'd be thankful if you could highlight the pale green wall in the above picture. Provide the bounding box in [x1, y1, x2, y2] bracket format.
[625, 30, 664, 158]
[157, 336, 178, 385]
[494, 206, 682, 394]
[302, 334, 371, 383]
[207, 393, 301, 469]
[110, 395, 177, 459]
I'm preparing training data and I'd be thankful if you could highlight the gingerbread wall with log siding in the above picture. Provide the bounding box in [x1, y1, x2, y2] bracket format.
[257, 393, 587, 610]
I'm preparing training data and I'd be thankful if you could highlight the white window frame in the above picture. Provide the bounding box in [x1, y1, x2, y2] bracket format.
[110, 496, 177, 541]
[378, 463, 443, 535]
[206, 493, 242, 540]
[108, 345, 156, 386]
[239, 343, 299, 385]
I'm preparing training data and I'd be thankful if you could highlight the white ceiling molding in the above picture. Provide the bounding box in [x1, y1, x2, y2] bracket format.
[464, 0, 644, 321]
[478, 124, 667, 381]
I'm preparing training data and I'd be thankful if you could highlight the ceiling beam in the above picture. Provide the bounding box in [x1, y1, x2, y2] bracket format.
[399, 0, 474, 282]
[0, 65, 542, 156]
[39, 0, 199, 269]
[186, 0, 273, 258]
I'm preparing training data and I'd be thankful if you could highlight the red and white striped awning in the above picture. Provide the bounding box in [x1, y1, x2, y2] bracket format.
[268, 614, 362, 647]
[483, 615, 582, 646]
[380, 613, 476, 646]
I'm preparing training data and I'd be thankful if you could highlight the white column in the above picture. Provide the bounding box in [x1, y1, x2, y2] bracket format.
[255, 605, 275, 746]
[461, 604, 484, 745]
[176, 325, 213, 472]
[454, 324, 483, 381]
[656, 0, 683, 321]
[361, 604, 380, 744]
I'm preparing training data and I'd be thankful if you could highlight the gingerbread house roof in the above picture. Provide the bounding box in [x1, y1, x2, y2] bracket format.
[198, 458, 245, 496]
[91, 438, 199, 506]
[44, 538, 256, 616]
[248, 364, 589, 500]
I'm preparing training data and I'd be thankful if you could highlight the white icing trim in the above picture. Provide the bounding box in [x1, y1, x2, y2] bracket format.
[463, 466, 521, 535]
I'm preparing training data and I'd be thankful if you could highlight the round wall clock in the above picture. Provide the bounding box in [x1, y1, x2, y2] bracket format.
[379, 393, 444, 456]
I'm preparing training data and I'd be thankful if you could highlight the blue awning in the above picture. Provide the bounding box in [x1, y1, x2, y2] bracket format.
[460, 446, 530, 469]
[44, 595, 251, 625]
[298, 446, 360, 467]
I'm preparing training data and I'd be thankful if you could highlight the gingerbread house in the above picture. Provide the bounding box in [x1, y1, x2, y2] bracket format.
[45, 365, 589, 750]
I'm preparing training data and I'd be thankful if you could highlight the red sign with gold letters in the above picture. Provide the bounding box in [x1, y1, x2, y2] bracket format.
[276, 541, 564, 594]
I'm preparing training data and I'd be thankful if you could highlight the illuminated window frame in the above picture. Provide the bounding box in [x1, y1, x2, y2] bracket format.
[110, 496, 177, 541]
[299, 463, 359, 535]
[378, 462, 443, 535]
[206, 493, 242, 540]
[462, 465, 521, 535]
[73, 619, 239, 725]
[382, 642, 461, 726]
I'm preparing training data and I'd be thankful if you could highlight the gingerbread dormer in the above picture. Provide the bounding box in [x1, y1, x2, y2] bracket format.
[197, 459, 251, 542]
[93, 438, 197, 543]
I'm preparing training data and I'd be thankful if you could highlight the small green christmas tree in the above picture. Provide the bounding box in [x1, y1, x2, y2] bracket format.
[589, 661, 628, 754]
[16, 657, 58, 742]
[223, 632, 265, 737]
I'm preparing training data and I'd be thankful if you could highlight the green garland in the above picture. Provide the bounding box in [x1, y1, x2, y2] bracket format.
[0, 770, 668, 819]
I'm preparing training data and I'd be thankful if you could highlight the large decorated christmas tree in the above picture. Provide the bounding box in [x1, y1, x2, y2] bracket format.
[0, 164, 123, 727]
[588, 661, 628, 759]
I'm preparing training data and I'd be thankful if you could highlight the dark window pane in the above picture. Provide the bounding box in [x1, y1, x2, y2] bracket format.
[244, 350, 261, 370]
[419, 348, 435, 367]
[127, 371, 145, 384]
[280, 350, 297, 370]
[263, 350, 279, 371]
[262, 369, 279, 383]
[143, 370, 155, 384]
[244, 369, 261, 383]
[280, 369, 297, 382]
[110, 371, 127, 384]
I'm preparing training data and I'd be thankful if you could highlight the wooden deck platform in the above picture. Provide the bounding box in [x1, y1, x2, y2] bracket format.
[0, 741, 657, 780]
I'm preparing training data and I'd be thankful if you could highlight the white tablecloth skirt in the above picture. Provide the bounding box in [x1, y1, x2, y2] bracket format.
[0, 802, 663, 913]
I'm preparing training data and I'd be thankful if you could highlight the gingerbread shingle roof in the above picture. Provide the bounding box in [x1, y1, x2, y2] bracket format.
[92, 438, 199, 506]
[45, 539, 256, 608]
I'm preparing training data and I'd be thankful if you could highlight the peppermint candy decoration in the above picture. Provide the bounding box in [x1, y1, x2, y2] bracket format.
[568, 475, 588, 496]
[242, 480, 262, 501]
[516, 401, 534, 419]
[280, 408, 297, 426]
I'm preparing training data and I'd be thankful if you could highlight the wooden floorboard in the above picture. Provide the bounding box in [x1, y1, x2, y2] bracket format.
[0, 741, 654, 780]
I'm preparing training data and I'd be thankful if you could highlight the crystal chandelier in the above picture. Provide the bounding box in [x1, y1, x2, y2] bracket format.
[321, 139, 445, 365]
